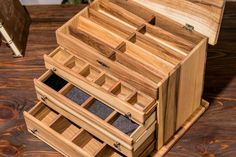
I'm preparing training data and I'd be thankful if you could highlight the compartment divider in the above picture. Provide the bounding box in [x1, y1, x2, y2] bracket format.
[94, 143, 107, 156]
[48, 114, 63, 127]
[136, 24, 147, 34]
[96, 1, 145, 28]
[71, 128, 85, 141]
[94, 72, 106, 83]
[62, 54, 74, 66]
[68, 26, 117, 60]
[105, 111, 118, 122]
[81, 97, 95, 108]
[147, 15, 156, 25]
[115, 41, 126, 53]
[88, 8, 133, 39]
[59, 83, 72, 94]
[127, 33, 136, 43]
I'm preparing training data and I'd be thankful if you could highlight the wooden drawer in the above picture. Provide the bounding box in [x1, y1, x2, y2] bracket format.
[33, 68, 157, 156]
[24, 102, 156, 157]
[43, 47, 157, 124]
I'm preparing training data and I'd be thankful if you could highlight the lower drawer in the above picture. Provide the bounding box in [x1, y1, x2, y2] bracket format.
[24, 102, 156, 157]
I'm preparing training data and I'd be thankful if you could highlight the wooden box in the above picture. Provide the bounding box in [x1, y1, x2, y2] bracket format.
[24, 0, 226, 156]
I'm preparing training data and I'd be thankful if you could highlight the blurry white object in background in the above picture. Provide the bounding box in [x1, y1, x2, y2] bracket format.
[20, 0, 63, 5]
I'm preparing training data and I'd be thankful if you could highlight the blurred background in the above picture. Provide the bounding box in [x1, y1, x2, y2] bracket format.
[20, 0, 88, 5]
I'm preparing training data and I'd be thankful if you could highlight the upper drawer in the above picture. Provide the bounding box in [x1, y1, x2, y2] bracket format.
[43, 47, 156, 124]
[33, 69, 157, 156]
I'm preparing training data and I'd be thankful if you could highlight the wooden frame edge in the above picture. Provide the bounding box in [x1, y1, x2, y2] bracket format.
[152, 99, 209, 157]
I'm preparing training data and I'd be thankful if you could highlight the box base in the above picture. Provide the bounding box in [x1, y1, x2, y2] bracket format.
[152, 99, 209, 157]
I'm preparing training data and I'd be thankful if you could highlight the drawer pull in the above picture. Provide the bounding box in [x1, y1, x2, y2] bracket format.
[51, 67, 57, 72]
[97, 60, 109, 68]
[41, 95, 48, 102]
[30, 128, 38, 134]
[125, 112, 132, 119]
[114, 142, 121, 149]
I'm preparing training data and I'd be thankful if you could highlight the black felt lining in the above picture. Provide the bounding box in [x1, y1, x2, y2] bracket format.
[87, 100, 114, 120]
[65, 86, 90, 105]
[43, 73, 68, 91]
[111, 114, 139, 135]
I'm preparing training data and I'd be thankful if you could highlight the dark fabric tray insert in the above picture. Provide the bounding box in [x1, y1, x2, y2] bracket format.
[43, 73, 68, 91]
[65, 86, 90, 105]
[111, 114, 139, 135]
[87, 100, 114, 120]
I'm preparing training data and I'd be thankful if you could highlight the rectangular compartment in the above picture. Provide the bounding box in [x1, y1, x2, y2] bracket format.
[79, 64, 102, 82]
[50, 116, 81, 140]
[30, 103, 59, 126]
[94, 73, 119, 91]
[110, 82, 135, 100]
[49, 48, 71, 64]
[72, 130, 104, 156]
[64, 56, 87, 73]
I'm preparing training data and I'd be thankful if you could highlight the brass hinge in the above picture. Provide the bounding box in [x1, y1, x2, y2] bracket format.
[184, 24, 194, 32]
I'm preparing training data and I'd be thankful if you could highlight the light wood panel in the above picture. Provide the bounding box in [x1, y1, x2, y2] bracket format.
[134, 0, 226, 45]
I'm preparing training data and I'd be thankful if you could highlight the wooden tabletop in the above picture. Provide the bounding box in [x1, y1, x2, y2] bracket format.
[0, 3, 235, 157]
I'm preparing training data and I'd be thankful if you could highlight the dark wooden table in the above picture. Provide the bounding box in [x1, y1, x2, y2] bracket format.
[0, 3, 235, 157]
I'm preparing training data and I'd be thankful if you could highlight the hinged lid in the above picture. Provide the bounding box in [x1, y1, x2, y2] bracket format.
[134, 0, 226, 45]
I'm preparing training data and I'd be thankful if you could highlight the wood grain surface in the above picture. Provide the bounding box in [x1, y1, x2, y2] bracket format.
[0, 3, 235, 157]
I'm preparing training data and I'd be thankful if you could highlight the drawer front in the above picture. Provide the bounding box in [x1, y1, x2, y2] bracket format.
[24, 102, 156, 157]
[44, 47, 157, 124]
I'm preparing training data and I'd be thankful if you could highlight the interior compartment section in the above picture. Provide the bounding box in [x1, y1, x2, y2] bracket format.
[43, 73, 68, 91]
[50, 116, 81, 140]
[87, 8, 184, 65]
[64, 56, 87, 73]
[72, 130, 104, 156]
[69, 16, 173, 79]
[110, 82, 135, 100]
[94, 74, 119, 91]
[109, 114, 139, 136]
[79, 64, 102, 82]
[108, 0, 204, 47]
[127, 92, 155, 112]
[64, 86, 91, 105]
[30, 103, 59, 126]
[86, 99, 114, 120]
[50, 49, 71, 64]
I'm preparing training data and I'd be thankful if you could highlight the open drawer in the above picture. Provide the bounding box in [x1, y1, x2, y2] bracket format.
[33, 69, 157, 156]
[24, 102, 156, 157]
[43, 47, 156, 124]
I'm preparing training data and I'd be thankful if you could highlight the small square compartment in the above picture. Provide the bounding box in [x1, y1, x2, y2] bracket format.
[50, 50, 71, 64]
[86, 99, 114, 120]
[128, 92, 154, 111]
[65, 57, 87, 73]
[50, 116, 81, 140]
[30, 103, 59, 126]
[111, 83, 134, 100]
[109, 114, 139, 136]
[43, 73, 68, 91]
[94, 74, 118, 91]
[64, 86, 90, 105]
[73, 131, 103, 156]
[79, 65, 101, 82]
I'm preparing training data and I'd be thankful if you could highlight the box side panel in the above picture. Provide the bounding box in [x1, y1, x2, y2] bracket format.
[176, 38, 207, 129]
